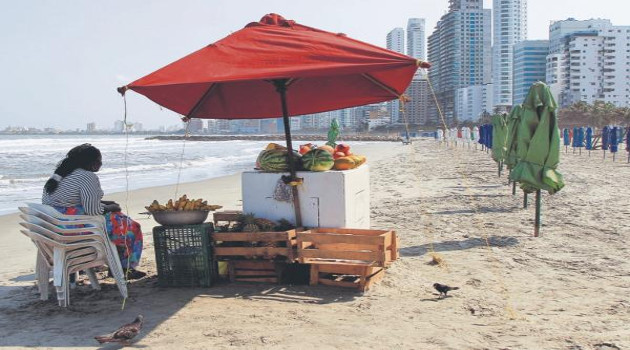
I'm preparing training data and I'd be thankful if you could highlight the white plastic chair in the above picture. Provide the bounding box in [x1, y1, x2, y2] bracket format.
[24, 203, 128, 291]
[19, 204, 128, 306]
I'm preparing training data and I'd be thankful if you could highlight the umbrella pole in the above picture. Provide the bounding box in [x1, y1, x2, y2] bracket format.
[274, 80, 303, 228]
[523, 192, 528, 209]
[512, 181, 516, 195]
[534, 190, 542, 237]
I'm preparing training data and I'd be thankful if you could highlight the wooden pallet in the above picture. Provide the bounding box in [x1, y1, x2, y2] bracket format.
[212, 229, 298, 261]
[297, 228, 398, 267]
[309, 261, 384, 292]
[228, 260, 281, 283]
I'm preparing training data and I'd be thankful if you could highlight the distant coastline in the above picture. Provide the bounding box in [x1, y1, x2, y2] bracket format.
[146, 134, 402, 142]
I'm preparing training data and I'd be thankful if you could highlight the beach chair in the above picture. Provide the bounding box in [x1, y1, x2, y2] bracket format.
[18, 205, 128, 306]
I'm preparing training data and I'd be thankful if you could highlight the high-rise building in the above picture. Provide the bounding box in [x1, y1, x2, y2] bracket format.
[386, 28, 405, 124]
[455, 84, 493, 121]
[386, 27, 405, 53]
[113, 120, 125, 133]
[86, 122, 96, 133]
[405, 78, 430, 125]
[407, 19, 426, 60]
[545, 19, 630, 108]
[492, 0, 527, 110]
[428, 0, 491, 124]
[512, 40, 549, 105]
[188, 118, 204, 133]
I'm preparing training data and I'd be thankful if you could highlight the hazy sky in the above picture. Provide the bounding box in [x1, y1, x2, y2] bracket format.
[1, 0, 628, 130]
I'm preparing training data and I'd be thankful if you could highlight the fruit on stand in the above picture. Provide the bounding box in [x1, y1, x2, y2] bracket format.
[333, 151, 346, 160]
[299, 143, 314, 155]
[256, 149, 301, 172]
[265, 143, 286, 151]
[335, 143, 351, 155]
[145, 195, 222, 212]
[333, 156, 356, 170]
[317, 145, 335, 154]
[301, 148, 335, 171]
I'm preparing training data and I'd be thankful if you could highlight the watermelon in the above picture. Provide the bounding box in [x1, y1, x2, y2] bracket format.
[301, 148, 334, 171]
[256, 149, 301, 172]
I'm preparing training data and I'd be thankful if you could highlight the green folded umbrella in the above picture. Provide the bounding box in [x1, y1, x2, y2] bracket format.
[491, 113, 508, 163]
[504, 104, 523, 170]
[509, 82, 564, 194]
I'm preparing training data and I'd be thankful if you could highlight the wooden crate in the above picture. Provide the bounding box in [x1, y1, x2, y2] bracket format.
[228, 260, 282, 283]
[297, 228, 398, 267]
[309, 262, 384, 292]
[212, 229, 297, 261]
[212, 210, 243, 227]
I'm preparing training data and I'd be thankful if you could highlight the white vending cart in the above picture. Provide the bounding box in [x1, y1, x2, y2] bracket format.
[242, 165, 370, 228]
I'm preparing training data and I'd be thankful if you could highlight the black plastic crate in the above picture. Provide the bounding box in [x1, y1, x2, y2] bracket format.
[153, 223, 216, 287]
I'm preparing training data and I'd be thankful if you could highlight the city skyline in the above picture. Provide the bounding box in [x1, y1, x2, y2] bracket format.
[1, 0, 628, 130]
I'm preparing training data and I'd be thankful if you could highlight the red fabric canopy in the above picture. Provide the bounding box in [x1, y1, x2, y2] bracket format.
[124, 13, 422, 119]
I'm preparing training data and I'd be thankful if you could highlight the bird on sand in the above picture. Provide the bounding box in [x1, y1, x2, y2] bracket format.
[95, 315, 144, 345]
[433, 283, 459, 298]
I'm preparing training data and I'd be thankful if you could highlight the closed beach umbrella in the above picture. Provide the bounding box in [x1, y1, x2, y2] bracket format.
[602, 126, 610, 158]
[509, 82, 564, 194]
[563, 128, 570, 153]
[478, 125, 485, 147]
[472, 126, 479, 142]
[571, 126, 578, 150]
[626, 126, 630, 162]
[505, 105, 523, 170]
[119, 13, 425, 226]
[576, 127, 585, 154]
[487, 123, 493, 149]
[586, 127, 593, 155]
[610, 126, 619, 161]
[491, 114, 508, 164]
[508, 82, 564, 237]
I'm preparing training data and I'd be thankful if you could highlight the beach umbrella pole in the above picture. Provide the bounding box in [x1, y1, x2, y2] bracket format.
[534, 190, 542, 237]
[523, 192, 528, 209]
[512, 181, 516, 195]
[274, 79, 303, 228]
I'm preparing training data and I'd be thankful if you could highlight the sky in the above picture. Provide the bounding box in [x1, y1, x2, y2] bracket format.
[1, 0, 628, 130]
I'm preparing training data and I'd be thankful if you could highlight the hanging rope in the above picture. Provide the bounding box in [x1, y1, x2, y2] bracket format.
[120, 93, 132, 310]
[399, 95, 412, 144]
[174, 120, 191, 199]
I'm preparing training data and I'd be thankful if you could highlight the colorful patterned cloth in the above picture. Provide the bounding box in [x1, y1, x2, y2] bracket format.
[53, 205, 143, 269]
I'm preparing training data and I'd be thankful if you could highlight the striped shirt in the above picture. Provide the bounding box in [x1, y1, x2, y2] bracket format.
[42, 168, 105, 215]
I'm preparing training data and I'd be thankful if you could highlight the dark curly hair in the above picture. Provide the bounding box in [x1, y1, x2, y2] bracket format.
[44, 143, 102, 194]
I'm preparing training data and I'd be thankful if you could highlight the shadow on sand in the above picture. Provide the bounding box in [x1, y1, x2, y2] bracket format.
[0, 270, 358, 348]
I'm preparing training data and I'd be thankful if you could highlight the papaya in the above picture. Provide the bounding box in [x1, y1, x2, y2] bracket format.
[333, 156, 356, 170]
[349, 155, 366, 167]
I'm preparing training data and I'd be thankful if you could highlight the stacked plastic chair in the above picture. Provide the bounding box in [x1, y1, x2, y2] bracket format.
[19, 203, 128, 307]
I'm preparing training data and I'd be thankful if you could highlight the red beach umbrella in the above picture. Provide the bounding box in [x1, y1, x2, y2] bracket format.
[119, 13, 428, 226]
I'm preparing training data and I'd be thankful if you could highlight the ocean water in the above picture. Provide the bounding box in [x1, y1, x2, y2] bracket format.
[0, 135, 297, 215]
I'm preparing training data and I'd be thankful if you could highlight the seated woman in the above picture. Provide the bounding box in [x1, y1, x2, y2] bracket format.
[42, 143, 145, 280]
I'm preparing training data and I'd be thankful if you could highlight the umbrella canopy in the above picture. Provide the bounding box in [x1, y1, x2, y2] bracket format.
[586, 127, 593, 150]
[610, 126, 619, 153]
[491, 114, 508, 163]
[509, 82, 564, 194]
[576, 127, 585, 148]
[626, 127, 630, 153]
[563, 128, 570, 146]
[472, 126, 479, 142]
[121, 13, 423, 119]
[602, 126, 611, 151]
[504, 105, 523, 170]
[571, 127, 579, 147]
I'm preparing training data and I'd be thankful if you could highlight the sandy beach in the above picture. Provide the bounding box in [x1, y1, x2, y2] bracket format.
[0, 139, 628, 350]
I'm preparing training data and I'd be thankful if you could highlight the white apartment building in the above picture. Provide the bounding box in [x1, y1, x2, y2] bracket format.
[547, 19, 630, 107]
[407, 18, 426, 60]
[455, 84, 494, 121]
[492, 0, 527, 109]
[386, 28, 405, 124]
